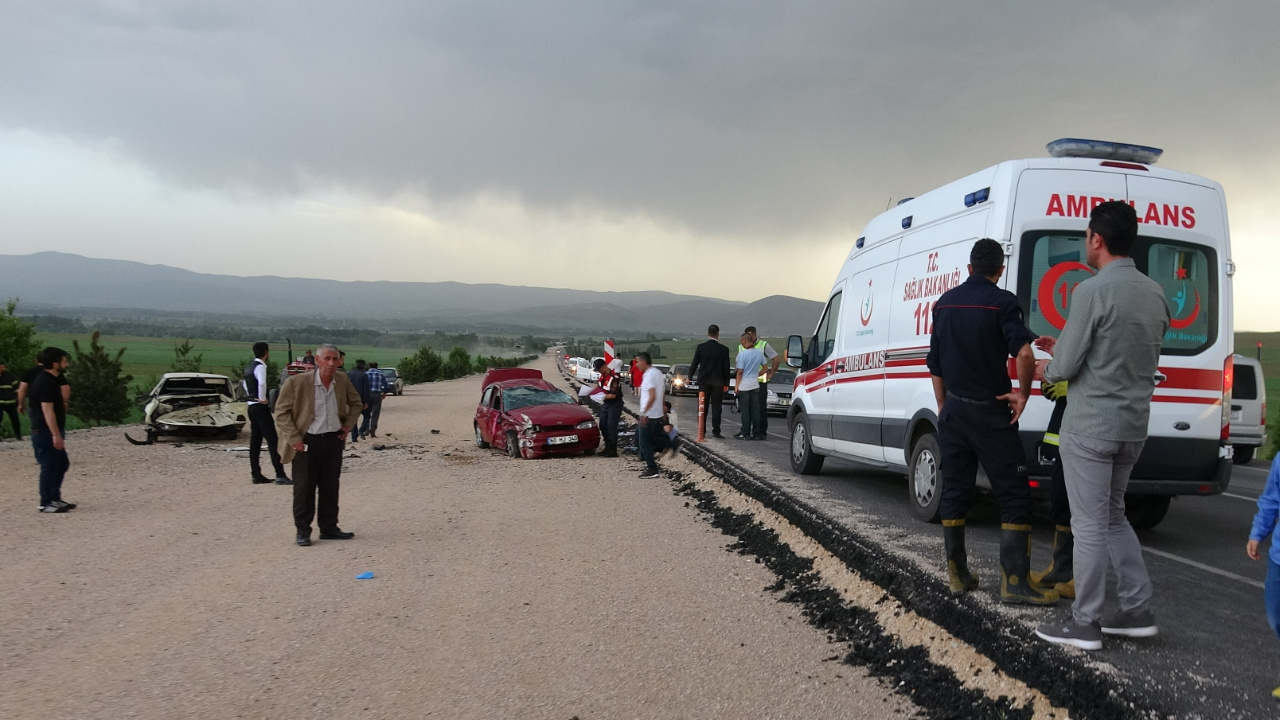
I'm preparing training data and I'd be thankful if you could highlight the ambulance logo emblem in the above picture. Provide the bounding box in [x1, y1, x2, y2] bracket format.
[860, 280, 874, 326]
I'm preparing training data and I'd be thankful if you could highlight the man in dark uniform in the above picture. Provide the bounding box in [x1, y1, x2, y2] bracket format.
[927, 238, 1056, 605]
[0, 361, 21, 440]
[688, 324, 730, 439]
[596, 359, 625, 457]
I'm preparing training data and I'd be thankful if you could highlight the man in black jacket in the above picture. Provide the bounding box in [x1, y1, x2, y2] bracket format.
[687, 324, 731, 439]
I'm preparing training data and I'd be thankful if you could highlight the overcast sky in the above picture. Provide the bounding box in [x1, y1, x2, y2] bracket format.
[1, 1, 1278, 330]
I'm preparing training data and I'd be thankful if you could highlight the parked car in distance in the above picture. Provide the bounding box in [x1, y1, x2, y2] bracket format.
[474, 368, 600, 459]
[665, 364, 696, 396]
[380, 367, 404, 396]
[1230, 354, 1267, 464]
[571, 357, 598, 383]
[765, 369, 797, 414]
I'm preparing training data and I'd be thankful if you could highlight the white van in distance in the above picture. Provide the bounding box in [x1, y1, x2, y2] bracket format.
[785, 139, 1235, 530]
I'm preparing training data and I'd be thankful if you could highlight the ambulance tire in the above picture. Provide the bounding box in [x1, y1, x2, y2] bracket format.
[789, 411, 825, 475]
[908, 432, 943, 523]
[1124, 494, 1171, 530]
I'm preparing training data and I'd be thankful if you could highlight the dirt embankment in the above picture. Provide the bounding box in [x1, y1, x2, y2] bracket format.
[0, 354, 915, 720]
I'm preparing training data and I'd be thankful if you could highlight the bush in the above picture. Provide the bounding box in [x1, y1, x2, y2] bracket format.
[398, 346, 443, 384]
[441, 347, 472, 380]
[170, 339, 203, 373]
[0, 299, 41, 370]
[67, 331, 133, 426]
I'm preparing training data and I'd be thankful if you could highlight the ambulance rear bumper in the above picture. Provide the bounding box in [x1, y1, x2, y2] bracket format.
[1023, 434, 1232, 497]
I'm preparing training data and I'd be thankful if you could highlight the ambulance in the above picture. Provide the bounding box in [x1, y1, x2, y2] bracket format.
[784, 139, 1234, 529]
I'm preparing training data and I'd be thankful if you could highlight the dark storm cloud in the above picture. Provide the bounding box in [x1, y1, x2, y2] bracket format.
[2, 1, 1276, 236]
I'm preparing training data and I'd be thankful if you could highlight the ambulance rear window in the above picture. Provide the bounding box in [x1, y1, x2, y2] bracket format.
[1017, 231, 1218, 356]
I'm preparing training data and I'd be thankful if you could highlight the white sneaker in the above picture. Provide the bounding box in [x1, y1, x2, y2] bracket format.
[38, 504, 69, 514]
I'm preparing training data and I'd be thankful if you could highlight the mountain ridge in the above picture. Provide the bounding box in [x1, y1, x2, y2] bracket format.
[1, 252, 823, 336]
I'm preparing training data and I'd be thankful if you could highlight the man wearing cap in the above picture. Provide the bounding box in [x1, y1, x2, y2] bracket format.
[596, 358, 625, 457]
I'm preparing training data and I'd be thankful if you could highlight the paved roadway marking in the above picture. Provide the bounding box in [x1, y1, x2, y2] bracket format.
[1223, 492, 1261, 502]
[1142, 546, 1264, 589]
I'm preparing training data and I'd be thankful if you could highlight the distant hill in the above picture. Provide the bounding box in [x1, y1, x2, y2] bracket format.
[0, 252, 822, 336]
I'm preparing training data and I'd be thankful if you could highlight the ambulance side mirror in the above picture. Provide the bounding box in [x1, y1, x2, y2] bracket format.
[786, 335, 805, 369]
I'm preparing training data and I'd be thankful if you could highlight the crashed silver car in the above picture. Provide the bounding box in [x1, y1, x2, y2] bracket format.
[125, 373, 248, 445]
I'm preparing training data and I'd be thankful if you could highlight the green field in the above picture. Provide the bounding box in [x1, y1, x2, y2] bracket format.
[34, 333, 418, 387]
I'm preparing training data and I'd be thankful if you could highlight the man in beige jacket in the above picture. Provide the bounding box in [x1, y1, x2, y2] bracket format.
[274, 343, 364, 546]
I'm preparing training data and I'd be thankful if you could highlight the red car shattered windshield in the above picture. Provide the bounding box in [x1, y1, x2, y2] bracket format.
[502, 386, 576, 411]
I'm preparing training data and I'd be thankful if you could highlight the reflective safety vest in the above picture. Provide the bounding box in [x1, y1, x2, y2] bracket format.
[1041, 381, 1068, 446]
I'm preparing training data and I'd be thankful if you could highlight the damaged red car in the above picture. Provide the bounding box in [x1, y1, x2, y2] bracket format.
[474, 368, 600, 459]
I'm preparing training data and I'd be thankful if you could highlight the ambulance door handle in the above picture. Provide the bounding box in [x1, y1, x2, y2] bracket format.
[1153, 372, 1167, 385]
[835, 363, 845, 372]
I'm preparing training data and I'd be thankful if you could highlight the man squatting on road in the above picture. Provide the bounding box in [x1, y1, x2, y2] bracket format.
[29, 347, 77, 513]
[1035, 201, 1168, 650]
[635, 351, 676, 479]
[274, 343, 364, 547]
[928, 238, 1057, 606]
[244, 341, 291, 486]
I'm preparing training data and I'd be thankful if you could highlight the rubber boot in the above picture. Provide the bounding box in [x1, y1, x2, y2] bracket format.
[943, 520, 980, 595]
[1030, 525, 1074, 587]
[1000, 524, 1059, 605]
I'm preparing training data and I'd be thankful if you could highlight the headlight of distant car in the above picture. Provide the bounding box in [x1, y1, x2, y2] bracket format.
[673, 378, 683, 386]
[576, 420, 596, 430]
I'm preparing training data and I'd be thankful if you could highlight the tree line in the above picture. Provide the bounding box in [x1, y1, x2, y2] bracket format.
[1, 300, 537, 435]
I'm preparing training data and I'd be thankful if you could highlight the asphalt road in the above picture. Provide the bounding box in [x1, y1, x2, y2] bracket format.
[651, 385, 1279, 717]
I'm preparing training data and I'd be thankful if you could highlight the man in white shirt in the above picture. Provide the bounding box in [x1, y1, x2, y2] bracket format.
[636, 352, 674, 479]
[734, 334, 766, 440]
[244, 342, 289, 485]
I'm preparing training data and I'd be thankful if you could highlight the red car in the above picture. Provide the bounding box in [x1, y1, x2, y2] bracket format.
[474, 368, 600, 459]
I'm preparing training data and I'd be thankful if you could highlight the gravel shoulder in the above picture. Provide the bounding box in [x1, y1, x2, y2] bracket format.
[0, 355, 916, 720]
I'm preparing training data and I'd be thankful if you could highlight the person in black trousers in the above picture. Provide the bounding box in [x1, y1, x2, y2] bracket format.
[688, 324, 731, 438]
[0, 361, 21, 440]
[928, 238, 1056, 606]
[596, 359, 625, 457]
[243, 342, 289, 485]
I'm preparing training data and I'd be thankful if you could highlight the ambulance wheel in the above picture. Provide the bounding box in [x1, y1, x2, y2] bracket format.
[1124, 494, 1171, 530]
[1232, 445, 1255, 465]
[506, 431, 521, 459]
[908, 432, 943, 523]
[475, 424, 489, 449]
[789, 411, 824, 475]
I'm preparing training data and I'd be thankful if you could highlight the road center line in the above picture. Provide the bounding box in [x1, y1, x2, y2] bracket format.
[1222, 492, 1260, 502]
[1141, 546, 1264, 589]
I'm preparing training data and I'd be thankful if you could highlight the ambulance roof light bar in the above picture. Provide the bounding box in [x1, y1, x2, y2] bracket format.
[1046, 138, 1163, 165]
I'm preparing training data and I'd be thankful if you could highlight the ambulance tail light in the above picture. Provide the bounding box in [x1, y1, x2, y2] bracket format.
[1262, 401, 1267, 427]
[1221, 355, 1234, 442]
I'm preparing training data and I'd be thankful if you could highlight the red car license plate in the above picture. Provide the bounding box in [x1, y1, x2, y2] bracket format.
[547, 435, 578, 445]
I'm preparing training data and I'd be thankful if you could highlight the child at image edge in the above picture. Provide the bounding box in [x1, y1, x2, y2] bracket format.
[1247, 454, 1280, 700]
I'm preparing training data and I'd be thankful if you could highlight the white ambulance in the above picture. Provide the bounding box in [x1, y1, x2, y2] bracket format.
[784, 139, 1235, 529]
